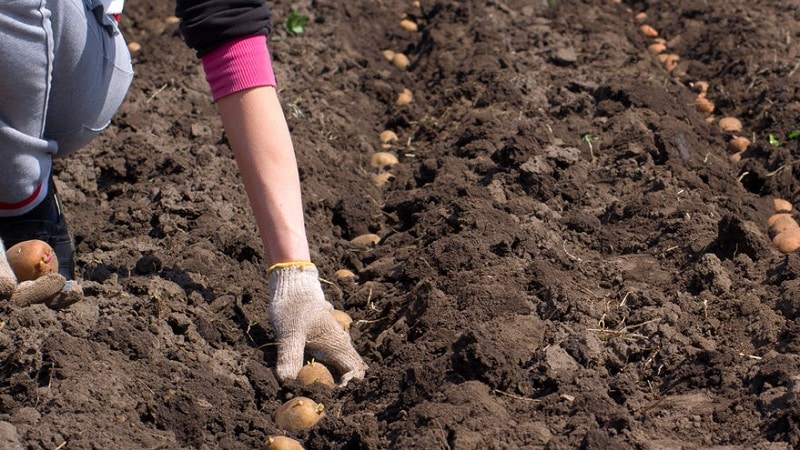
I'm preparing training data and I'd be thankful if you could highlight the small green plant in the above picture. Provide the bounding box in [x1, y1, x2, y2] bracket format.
[787, 130, 800, 140]
[285, 11, 309, 36]
[767, 133, 781, 147]
[582, 134, 599, 162]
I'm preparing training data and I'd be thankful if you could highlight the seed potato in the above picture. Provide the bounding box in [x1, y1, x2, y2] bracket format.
[274, 397, 325, 431]
[296, 360, 335, 388]
[718, 117, 743, 133]
[371, 152, 399, 168]
[350, 234, 381, 246]
[727, 136, 750, 154]
[396, 88, 414, 105]
[6, 239, 59, 282]
[639, 24, 658, 37]
[696, 97, 715, 114]
[774, 198, 793, 213]
[773, 229, 800, 253]
[770, 215, 800, 235]
[392, 53, 410, 69]
[400, 19, 418, 32]
[380, 130, 399, 145]
[334, 269, 356, 280]
[265, 435, 304, 450]
[373, 172, 395, 187]
[332, 309, 353, 332]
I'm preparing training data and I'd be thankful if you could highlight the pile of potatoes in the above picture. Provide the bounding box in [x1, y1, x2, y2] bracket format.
[768, 199, 800, 253]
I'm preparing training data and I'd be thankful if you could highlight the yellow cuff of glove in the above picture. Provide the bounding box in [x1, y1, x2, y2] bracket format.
[267, 261, 316, 276]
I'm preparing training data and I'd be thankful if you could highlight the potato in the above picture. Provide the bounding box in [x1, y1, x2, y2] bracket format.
[774, 198, 793, 213]
[727, 136, 750, 154]
[400, 19, 418, 32]
[373, 172, 395, 187]
[770, 215, 800, 234]
[773, 229, 800, 253]
[392, 53, 410, 70]
[718, 117, 743, 133]
[165, 15, 180, 24]
[265, 435, 304, 450]
[332, 309, 353, 332]
[768, 213, 793, 227]
[661, 54, 679, 72]
[380, 130, 399, 144]
[5, 239, 59, 282]
[696, 97, 715, 114]
[296, 360, 335, 388]
[334, 269, 356, 280]
[381, 49, 395, 61]
[648, 43, 666, 54]
[127, 41, 141, 53]
[274, 397, 325, 431]
[639, 24, 658, 37]
[350, 233, 381, 247]
[370, 152, 399, 168]
[396, 88, 413, 105]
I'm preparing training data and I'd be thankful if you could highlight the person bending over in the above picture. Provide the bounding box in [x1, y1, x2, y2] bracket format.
[0, 0, 366, 386]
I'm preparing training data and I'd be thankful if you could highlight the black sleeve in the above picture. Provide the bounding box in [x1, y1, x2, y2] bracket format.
[175, 0, 273, 57]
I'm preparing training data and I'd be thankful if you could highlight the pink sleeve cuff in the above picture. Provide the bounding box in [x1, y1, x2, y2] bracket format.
[200, 35, 277, 101]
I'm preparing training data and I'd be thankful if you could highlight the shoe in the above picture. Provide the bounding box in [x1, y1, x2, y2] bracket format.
[0, 178, 75, 280]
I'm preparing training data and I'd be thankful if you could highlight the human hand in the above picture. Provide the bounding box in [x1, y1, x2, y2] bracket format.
[0, 241, 83, 309]
[268, 263, 368, 386]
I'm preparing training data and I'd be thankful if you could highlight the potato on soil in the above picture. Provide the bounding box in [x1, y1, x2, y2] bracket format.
[696, 97, 715, 114]
[661, 54, 679, 72]
[768, 213, 793, 227]
[773, 229, 800, 253]
[332, 309, 353, 332]
[392, 52, 410, 69]
[296, 360, 335, 388]
[274, 397, 325, 431]
[396, 88, 414, 106]
[380, 130, 399, 147]
[774, 198, 793, 213]
[639, 24, 658, 37]
[350, 233, 381, 246]
[5, 239, 59, 282]
[400, 19, 418, 32]
[265, 435, 304, 450]
[769, 215, 799, 235]
[727, 136, 750, 153]
[371, 151, 399, 168]
[648, 42, 666, 54]
[334, 269, 356, 280]
[718, 117, 743, 132]
[381, 49, 395, 61]
[373, 172, 395, 187]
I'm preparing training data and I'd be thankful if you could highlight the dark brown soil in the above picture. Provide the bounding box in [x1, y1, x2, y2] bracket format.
[2, 0, 800, 448]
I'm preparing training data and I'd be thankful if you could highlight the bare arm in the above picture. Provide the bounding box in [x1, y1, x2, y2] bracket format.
[214, 86, 311, 265]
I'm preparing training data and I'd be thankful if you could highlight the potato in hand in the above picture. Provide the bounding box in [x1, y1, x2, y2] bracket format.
[5, 239, 59, 282]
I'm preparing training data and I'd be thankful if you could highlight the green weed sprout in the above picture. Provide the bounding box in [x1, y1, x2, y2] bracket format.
[285, 11, 309, 36]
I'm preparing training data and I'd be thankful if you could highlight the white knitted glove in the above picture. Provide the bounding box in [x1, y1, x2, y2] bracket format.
[268, 263, 367, 386]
